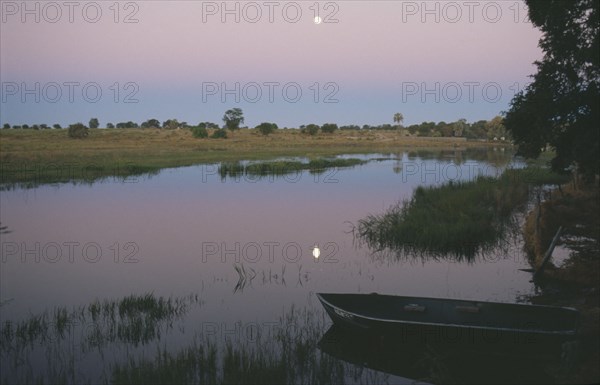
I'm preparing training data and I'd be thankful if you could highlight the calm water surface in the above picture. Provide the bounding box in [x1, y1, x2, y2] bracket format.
[0, 148, 540, 383]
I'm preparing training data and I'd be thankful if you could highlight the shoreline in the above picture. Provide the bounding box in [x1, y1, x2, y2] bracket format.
[0, 128, 510, 187]
[523, 183, 599, 384]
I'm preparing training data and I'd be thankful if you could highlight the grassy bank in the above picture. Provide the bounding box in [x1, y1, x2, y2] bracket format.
[514, 151, 598, 383]
[522, 182, 599, 384]
[523, 184, 599, 284]
[0, 128, 507, 188]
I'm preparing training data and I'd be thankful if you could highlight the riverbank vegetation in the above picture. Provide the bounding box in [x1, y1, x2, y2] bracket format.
[357, 172, 524, 259]
[522, 181, 599, 385]
[2, 114, 510, 141]
[0, 128, 508, 188]
[1, 292, 571, 385]
[502, 2, 599, 378]
[523, 176, 599, 286]
[356, 166, 569, 260]
[218, 158, 366, 180]
[0, 294, 389, 385]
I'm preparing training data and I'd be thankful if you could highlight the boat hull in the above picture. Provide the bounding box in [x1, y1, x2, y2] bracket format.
[317, 293, 579, 348]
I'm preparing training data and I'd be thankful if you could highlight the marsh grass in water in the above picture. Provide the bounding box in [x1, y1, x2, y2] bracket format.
[0, 293, 201, 384]
[1, 292, 200, 349]
[357, 169, 536, 259]
[218, 158, 366, 180]
[1, 294, 389, 384]
[0, 165, 161, 191]
[110, 305, 376, 385]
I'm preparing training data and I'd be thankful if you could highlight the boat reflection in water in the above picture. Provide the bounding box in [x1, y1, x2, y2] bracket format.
[318, 325, 574, 384]
[317, 293, 580, 384]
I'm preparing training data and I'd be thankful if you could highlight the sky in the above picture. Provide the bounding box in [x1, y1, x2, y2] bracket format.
[0, 0, 543, 128]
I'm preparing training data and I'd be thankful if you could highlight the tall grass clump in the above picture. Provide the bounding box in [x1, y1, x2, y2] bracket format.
[2, 295, 391, 385]
[0, 293, 202, 384]
[218, 158, 366, 180]
[357, 171, 530, 259]
[244, 161, 304, 177]
[307, 158, 365, 172]
[192, 126, 209, 138]
[110, 305, 358, 385]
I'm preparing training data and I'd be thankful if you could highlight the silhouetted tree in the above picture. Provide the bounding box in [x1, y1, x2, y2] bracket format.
[89, 118, 99, 129]
[321, 123, 338, 133]
[68, 123, 89, 139]
[504, 0, 599, 178]
[256, 122, 278, 135]
[141, 119, 160, 128]
[302, 124, 320, 135]
[222, 108, 244, 131]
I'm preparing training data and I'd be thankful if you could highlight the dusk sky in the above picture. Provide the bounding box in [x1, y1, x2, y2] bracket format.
[0, 1, 543, 128]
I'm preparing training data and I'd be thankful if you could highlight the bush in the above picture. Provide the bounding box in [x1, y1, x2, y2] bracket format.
[211, 129, 228, 139]
[191, 126, 208, 138]
[256, 122, 278, 136]
[68, 123, 89, 139]
[321, 123, 338, 133]
[301, 124, 320, 136]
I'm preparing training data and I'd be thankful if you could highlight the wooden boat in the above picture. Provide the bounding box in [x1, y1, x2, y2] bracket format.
[316, 293, 579, 346]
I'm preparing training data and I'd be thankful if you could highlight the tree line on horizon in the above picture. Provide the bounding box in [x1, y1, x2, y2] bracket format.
[2, 108, 509, 141]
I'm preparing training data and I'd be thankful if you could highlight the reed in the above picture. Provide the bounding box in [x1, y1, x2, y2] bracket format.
[1, 294, 389, 384]
[357, 170, 531, 259]
[110, 305, 363, 385]
[218, 158, 366, 180]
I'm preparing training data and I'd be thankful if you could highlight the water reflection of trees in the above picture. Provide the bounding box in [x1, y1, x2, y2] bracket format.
[0, 169, 160, 191]
[405, 148, 513, 168]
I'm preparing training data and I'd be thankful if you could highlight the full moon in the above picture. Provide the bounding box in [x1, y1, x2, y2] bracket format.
[312, 245, 320, 259]
[314, 16, 322, 24]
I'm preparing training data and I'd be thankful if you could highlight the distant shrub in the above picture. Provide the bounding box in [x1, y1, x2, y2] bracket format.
[211, 129, 228, 139]
[301, 124, 320, 136]
[192, 126, 208, 138]
[68, 123, 89, 139]
[321, 123, 338, 133]
[256, 122, 278, 136]
[198, 122, 219, 129]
